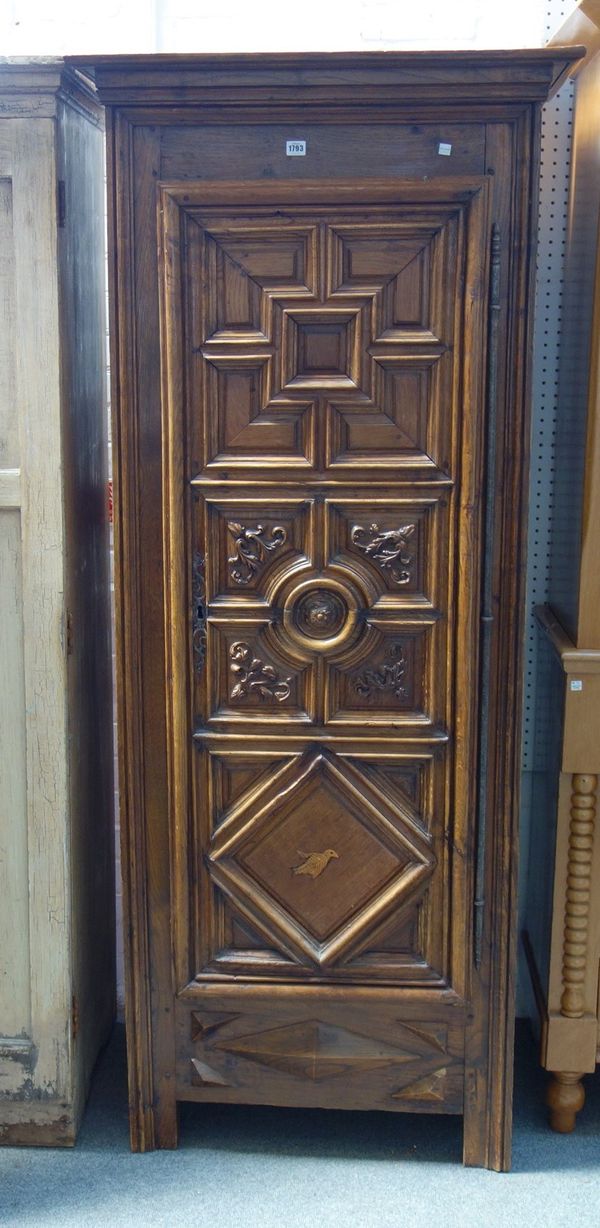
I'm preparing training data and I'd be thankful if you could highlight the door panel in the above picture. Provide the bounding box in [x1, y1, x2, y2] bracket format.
[186, 205, 460, 478]
[160, 178, 489, 1113]
[192, 744, 448, 985]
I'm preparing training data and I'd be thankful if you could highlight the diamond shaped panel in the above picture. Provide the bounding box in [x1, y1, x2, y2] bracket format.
[215, 1019, 418, 1081]
[208, 748, 435, 967]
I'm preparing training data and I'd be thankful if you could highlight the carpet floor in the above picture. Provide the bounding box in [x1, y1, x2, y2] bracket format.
[1, 1023, 599, 1227]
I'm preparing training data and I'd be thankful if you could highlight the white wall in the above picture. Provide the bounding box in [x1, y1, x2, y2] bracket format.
[1, 0, 556, 56]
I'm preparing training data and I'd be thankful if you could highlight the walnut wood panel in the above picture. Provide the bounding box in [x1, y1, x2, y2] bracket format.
[84, 50, 578, 1167]
[192, 744, 446, 983]
[160, 176, 483, 1130]
[176, 987, 465, 1114]
[160, 123, 486, 183]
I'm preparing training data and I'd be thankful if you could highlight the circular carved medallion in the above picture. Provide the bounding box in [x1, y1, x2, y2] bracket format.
[295, 589, 348, 640]
[278, 573, 364, 657]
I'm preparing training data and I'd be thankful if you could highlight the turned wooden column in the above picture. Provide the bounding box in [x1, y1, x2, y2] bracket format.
[547, 773, 597, 1132]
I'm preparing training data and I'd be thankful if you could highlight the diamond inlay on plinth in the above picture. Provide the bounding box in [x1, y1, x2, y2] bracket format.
[214, 1019, 418, 1081]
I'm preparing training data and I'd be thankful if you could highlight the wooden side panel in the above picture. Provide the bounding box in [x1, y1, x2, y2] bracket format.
[462, 112, 541, 1171]
[57, 96, 115, 1127]
[2, 116, 71, 1112]
[0, 517, 30, 1041]
[0, 109, 79, 1139]
[0, 77, 110, 1142]
[0, 167, 31, 1054]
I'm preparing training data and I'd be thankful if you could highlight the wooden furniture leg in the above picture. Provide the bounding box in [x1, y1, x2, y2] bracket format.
[547, 1072, 586, 1133]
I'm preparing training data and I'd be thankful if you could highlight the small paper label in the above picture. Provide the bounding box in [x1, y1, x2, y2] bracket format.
[570, 679, 583, 691]
[438, 142, 452, 156]
[286, 140, 306, 156]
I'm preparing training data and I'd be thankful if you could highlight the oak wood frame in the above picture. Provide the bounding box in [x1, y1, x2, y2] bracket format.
[73, 49, 583, 1169]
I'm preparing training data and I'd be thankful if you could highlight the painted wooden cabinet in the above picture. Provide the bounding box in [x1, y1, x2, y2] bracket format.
[524, 6, 600, 1134]
[76, 48, 580, 1170]
[0, 62, 114, 1145]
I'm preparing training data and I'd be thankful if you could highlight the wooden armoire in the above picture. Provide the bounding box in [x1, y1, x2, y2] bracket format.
[0, 62, 114, 1144]
[73, 49, 581, 1169]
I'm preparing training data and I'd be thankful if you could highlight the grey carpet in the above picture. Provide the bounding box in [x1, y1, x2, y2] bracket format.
[1, 1023, 599, 1227]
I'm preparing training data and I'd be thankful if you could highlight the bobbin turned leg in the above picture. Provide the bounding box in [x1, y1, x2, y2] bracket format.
[545, 775, 597, 1133]
[547, 1072, 586, 1133]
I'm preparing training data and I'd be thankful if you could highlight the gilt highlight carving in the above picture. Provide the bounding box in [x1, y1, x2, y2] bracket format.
[351, 523, 416, 585]
[229, 641, 291, 702]
[291, 849, 339, 878]
[228, 522, 287, 585]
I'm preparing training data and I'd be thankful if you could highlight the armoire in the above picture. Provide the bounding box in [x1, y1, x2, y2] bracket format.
[71, 48, 582, 1170]
[0, 62, 114, 1144]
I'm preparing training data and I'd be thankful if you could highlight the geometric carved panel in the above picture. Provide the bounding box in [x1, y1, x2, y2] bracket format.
[181, 192, 475, 1015]
[202, 225, 318, 340]
[327, 359, 441, 470]
[186, 1011, 454, 1096]
[213, 1019, 419, 1081]
[391, 1067, 447, 1102]
[207, 748, 435, 969]
[328, 228, 432, 334]
[189, 209, 460, 478]
[204, 354, 314, 467]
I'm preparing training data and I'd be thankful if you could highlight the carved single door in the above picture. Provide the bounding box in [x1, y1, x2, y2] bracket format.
[162, 178, 489, 1115]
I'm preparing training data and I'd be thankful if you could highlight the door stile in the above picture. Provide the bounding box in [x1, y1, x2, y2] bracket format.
[159, 187, 193, 998]
[448, 180, 492, 1011]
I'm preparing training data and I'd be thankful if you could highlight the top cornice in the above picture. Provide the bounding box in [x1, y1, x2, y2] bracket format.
[0, 58, 103, 122]
[67, 49, 584, 115]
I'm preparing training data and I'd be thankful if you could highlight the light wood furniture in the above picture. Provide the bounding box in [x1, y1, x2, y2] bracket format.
[524, 4, 600, 1133]
[74, 48, 581, 1170]
[0, 62, 114, 1145]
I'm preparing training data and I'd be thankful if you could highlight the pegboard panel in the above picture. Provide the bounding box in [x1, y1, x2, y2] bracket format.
[521, 0, 574, 771]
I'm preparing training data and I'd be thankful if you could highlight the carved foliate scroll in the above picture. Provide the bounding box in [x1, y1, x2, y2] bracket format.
[351, 523, 415, 585]
[227, 522, 287, 585]
[229, 641, 291, 703]
[355, 644, 407, 700]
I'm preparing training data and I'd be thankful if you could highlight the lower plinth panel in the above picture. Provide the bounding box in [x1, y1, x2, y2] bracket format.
[174, 986, 465, 1114]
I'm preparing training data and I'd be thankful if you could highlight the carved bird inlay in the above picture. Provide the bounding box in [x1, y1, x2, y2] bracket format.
[291, 849, 339, 879]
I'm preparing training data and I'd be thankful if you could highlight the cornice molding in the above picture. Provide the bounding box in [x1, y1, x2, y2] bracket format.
[0, 59, 102, 123]
[67, 49, 584, 113]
